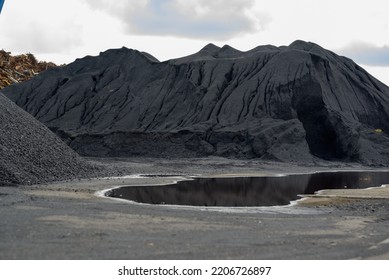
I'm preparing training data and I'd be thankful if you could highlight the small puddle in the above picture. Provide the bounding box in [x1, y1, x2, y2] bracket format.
[105, 171, 389, 207]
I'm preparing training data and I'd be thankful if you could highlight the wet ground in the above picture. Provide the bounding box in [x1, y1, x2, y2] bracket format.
[1, 157, 389, 259]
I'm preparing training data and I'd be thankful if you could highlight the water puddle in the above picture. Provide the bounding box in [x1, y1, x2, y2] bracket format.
[105, 171, 389, 207]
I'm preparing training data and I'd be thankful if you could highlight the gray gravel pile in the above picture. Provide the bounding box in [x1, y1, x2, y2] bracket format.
[0, 93, 101, 186]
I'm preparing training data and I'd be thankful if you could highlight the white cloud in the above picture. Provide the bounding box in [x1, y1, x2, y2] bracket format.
[0, 0, 84, 54]
[83, 0, 270, 39]
[4, 20, 82, 54]
[340, 42, 389, 66]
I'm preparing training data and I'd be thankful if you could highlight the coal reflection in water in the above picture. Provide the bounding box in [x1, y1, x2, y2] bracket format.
[107, 171, 389, 207]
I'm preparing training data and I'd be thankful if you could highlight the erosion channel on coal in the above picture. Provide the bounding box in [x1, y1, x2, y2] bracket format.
[3, 40, 389, 166]
[106, 171, 389, 207]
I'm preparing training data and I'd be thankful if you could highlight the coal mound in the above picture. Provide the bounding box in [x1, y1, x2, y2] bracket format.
[3, 40, 389, 165]
[0, 93, 100, 186]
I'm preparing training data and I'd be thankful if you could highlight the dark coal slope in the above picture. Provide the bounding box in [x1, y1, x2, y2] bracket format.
[4, 40, 389, 165]
[0, 93, 100, 186]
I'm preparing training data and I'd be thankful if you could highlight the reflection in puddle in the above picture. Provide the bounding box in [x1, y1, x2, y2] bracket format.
[106, 171, 389, 207]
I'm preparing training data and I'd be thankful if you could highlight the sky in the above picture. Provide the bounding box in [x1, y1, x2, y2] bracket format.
[1, 0, 389, 85]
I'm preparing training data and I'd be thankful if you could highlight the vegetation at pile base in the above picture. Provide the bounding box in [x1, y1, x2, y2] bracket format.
[0, 50, 56, 89]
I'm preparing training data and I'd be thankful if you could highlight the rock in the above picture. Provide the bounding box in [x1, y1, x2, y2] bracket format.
[0, 93, 100, 186]
[3, 41, 389, 165]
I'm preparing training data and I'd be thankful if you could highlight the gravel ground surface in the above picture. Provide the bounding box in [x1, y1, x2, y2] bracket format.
[1, 157, 388, 260]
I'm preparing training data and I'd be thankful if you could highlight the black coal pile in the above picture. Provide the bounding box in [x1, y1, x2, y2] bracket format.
[0, 93, 100, 186]
[3, 40, 389, 165]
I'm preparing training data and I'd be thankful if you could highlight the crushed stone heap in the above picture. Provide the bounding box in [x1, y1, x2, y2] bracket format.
[0, 93, 99, 186]
[3, 40, 389, 165]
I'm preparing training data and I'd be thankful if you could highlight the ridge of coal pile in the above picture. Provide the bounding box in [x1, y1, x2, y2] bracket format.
[3, 40, 389, 165]
[0, 93, 103, 186]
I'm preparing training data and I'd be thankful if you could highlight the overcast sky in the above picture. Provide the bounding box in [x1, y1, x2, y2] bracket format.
[1, 0, 389, 85]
